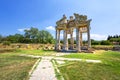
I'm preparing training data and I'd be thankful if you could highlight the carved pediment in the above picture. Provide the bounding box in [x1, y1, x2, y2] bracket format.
[66, 28, 74, 34]
[74, 13, 88, 25]
[56, 13, 91, 30]
[67, 20, 75, 28]
[56, 15, 67, 26]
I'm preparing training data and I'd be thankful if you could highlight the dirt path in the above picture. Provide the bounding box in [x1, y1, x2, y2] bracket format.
[29, 57, 57, 80]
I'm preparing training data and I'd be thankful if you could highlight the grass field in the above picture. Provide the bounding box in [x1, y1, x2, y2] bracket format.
[0, 53, 38, 80]
[15, 49, 56, 56]
[0, 49, 56, 80]
[0, 49, 120, 80]
[58, 51, 120, 80]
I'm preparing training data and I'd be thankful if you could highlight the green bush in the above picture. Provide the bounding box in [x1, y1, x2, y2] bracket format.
[100, 40, 111, 45]
[91, 41, 101, 45]
[2, 41, 11, 46]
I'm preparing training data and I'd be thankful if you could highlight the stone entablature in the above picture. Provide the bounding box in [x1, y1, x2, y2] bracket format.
[55, 13, 92, 52]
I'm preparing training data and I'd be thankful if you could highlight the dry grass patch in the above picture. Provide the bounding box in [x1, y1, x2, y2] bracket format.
[0, 53, 38, 80]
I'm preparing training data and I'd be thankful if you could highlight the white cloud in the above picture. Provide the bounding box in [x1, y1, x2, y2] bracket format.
[17, 28, 30, 32]
[46, 26, 55, 31]
[82, 34, 107, 40]
[91, 34, 107, 40]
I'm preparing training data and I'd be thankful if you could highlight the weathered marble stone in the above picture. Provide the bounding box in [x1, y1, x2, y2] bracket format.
[55, 13, 92, 52]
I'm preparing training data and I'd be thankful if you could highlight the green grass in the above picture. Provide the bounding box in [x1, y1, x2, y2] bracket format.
[58, 51, 120, 80]
[0, 53, 38, 80]
[62, 50, 120, 60]
[51, 59, 63, 80]
[15, 49, 56, 56]
[1, 48, 120, 80]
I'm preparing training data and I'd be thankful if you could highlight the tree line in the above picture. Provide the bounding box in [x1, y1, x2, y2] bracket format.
[91, 35, 120, 45]
[107, 35, 120, 42]
[0, 28, 119, 45]
[0, 27, 55, 44]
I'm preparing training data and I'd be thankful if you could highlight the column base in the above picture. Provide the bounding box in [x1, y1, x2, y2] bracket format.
[77, 50, 81, 53]
[69, 46, 74, 50]
[63, 46, 68, 51]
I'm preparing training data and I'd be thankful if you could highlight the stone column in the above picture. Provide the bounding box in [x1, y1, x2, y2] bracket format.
[58, 30, 61, 50]
[80, 32, 83, 46]
[55, 29, 58, 50]
[76, 28, 81, 52]
[63, 30, 68, 50]
[66, 32, 68, 50]
[55, 29, 60, 50]
[87, 25, 91, 48]
[70, 32, 74, 49]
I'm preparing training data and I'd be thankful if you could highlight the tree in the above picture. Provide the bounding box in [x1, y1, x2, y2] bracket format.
[0, 35, 2, 43]
[107, 35, 112, 40]
[24, 27, 39, 43]
[38, 30, 54, 44]
[6, 34, 24, 43]
[24, 27, 54, 44]
[0, 27, 54, 44]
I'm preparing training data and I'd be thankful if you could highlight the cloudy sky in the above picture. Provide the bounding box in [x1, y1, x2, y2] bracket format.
[0, 0, 120, 40]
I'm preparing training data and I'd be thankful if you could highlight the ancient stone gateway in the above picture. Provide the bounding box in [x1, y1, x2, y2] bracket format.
[55, 13, 92, 52]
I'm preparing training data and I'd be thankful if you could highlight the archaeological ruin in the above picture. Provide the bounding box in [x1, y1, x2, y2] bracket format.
[55, 13, 92, 52]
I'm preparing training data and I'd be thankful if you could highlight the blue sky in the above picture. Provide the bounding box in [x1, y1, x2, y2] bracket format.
[0, 0, 120, 40]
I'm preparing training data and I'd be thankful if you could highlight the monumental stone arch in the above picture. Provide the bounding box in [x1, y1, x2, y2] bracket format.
[55, 13, 92, 52]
